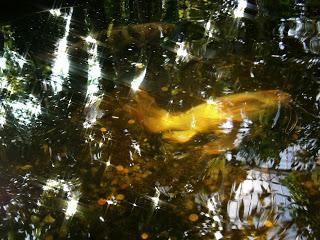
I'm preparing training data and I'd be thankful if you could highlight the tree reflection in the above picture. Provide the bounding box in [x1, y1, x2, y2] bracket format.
[0, 26, 42, 129]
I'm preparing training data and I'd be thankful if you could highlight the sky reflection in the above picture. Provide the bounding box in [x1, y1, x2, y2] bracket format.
[228, 170, 292, 233]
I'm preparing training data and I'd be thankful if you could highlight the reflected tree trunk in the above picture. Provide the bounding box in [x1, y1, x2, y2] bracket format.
[96, 0, 179, 24]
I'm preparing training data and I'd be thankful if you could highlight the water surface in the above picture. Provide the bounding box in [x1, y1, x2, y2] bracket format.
[0, 1, 320, 239]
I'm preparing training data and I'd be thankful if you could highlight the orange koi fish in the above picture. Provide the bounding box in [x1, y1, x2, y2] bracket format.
[125, 90, 291, 155]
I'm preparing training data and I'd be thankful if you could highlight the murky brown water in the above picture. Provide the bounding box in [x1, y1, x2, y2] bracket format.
[1, 1, 320, 239]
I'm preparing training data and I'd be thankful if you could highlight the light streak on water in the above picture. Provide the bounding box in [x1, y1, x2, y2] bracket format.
[234, 0, 257, 19]
[11, 50, 27, 69]
[205, 20, 213, 38]
[42, 178, 81, 219]
[175, 41, 190, 63]
[233, 118, 252, 147]
[49, 9, 62, 17]
[147, 187, 161, 210]
[0, 57, 6, 70]
[42, 179, 64, 192]
[0, 105, 6, 128]
[50, 8, 73, 94]
[131, 139, 141, 156]
[0, 49, 26, 72]
[316, 91, 320, 103]
[219, 118, 234, 134]
[83, 35, 104, 129]
[204, 17, 219, 40]
[131, 67, 147, 92]
[191, 114, 196, 129]
[233, 0, 247, 18]
[271, 100, 281, 128]
[0, 76, 9, 90]
[85, 35, 102, 96]
[161, 0, 166, 9]
[65, 194, 80, 219]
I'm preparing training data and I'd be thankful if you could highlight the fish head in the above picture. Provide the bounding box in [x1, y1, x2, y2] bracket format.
[260, 90, 292, 107]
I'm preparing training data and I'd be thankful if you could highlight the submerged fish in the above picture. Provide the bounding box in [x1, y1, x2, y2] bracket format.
[125, 90, 291, 155]
[106, 22, 175, 48]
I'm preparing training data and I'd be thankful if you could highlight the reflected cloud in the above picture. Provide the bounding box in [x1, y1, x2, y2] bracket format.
[50, 8, 73, 94]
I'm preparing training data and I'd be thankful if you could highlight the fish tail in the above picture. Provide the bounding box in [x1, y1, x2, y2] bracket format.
[124, 90, 170, 133]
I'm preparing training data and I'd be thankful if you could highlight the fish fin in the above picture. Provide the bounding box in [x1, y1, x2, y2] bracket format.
[201, 133, 237, 155]
[162, 130, 197, 143]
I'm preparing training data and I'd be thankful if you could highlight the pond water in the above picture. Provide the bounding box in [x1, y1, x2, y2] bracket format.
[1, 0, 320, 239]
